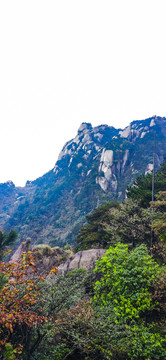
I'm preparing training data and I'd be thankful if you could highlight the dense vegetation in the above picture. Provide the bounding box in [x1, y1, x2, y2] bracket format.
[0, 230, 17, 260]
[76, 161, 166, 251]
[0, 162, 166, 359]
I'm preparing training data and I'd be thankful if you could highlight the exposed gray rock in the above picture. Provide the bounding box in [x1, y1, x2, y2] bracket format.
[58, 249, 106, 274]
[78, 122, 92, 133]
[145, 163, 153, 175]
[11, 244, 106, 277]
[1, 116, 166, 247]
[10, 237, 32, 262]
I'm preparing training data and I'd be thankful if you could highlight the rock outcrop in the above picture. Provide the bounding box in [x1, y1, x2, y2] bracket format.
[10, 238, 32, 262]
[2, 116, 166, 246]
[58, 249, 106, 274]
[10, 241, 73, 276]
[11, 242, 105, 276]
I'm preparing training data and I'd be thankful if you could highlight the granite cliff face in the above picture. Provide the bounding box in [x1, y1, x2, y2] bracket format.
[0, 116, 166, 246]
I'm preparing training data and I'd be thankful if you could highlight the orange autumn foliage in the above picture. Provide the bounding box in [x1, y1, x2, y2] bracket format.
[0, 251, 51, 359]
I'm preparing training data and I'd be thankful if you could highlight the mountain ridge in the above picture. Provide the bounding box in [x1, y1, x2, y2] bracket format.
[0, 115, 166, 246]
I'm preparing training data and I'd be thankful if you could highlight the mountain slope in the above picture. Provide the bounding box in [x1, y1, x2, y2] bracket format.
[1, 116, 166, 246]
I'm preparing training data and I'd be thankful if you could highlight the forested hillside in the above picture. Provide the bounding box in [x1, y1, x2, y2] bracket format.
[0, 116, 166, 247]
[0, 161, 166, 359]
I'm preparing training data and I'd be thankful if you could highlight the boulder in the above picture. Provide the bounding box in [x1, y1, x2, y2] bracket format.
[58, 249, 106, 274]
[10, 242, 105, 277]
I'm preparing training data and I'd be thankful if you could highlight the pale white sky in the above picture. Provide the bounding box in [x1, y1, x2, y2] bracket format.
[0, 0, 166, 186]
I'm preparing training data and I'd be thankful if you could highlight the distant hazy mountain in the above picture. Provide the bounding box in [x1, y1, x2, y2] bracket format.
[0, 116, 166, 246]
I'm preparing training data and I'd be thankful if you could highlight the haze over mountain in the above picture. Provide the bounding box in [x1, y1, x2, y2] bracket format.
[0, 116, 166, 246]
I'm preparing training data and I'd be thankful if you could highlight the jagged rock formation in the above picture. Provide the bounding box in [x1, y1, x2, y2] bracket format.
[58, 249, 106, 274]
[0, 116, 166, 246]
[11, 240, 106, 276]
[10, 241, 73, 276]
[10, 238, 32, 262]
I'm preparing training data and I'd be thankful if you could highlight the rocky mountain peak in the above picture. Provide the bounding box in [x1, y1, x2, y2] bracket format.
[0, 116, 166, 247]
[118, 116, 166, 142]
[78, 122, 92, 133]
[54, 122, 118, 176]
[5, 181, 15, 188]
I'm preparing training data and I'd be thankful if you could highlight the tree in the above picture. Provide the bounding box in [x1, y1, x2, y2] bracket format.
[151, 191, 166, 241]
[76, 200, 152, 250]
[76, 202, 121, 250]
[127, 160, 166, 207]
[94, 243, 161, 314]
[0, 230, 17, 260]
[36, 244, 166, 360]
[0, 251, 48, 360]
[127, 173, 153, 207]
[93, 243, 166, 359]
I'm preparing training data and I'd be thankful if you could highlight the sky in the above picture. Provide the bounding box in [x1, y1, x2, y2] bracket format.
[0, 0, 166, 186]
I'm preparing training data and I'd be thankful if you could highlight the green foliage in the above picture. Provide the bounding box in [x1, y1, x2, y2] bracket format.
[30, 269, 95, 360]
[0, 229, 17, 259]
[155, 159, 166, 192]
[1, 161, 166, 359]
[94, 243, 162, 318]
[76, 202, 120, 250]
[2, 343, 16, 360]
[126, 324, 166, 360]
[151, 191, 166, 242]
[127, 160, 166, 207]
[41, 268, 92, 314]
[1, 241, 165, 360]
[28, 243, 166, 360]
[93, 243, 166, 359]
[127, 173, 153, 207]
[76, 200, 152, 250]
